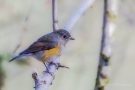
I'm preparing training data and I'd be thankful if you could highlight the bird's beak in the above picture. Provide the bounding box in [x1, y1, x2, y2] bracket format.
[69, 37, 75, 40]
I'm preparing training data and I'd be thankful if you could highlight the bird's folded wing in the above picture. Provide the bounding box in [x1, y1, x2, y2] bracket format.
[21, 41, 58, 54]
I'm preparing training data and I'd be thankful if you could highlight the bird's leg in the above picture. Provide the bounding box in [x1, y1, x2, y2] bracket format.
[41, 61, 55, 85]
[57, 63, 69, 69]
[42, 60, 53, 77]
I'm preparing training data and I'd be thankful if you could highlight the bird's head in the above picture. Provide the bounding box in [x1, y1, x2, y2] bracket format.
[55, 29, 75, 45]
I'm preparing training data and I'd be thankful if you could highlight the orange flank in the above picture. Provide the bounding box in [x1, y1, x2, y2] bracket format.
[42, 44, 61, 62]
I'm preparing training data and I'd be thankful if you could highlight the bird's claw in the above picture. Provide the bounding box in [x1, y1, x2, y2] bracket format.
[50, 62, 69, 70]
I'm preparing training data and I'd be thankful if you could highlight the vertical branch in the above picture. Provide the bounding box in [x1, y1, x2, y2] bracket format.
[94, 0, 118, 90]
[52, 0, 59, 31]
[94, 0, 108, 90]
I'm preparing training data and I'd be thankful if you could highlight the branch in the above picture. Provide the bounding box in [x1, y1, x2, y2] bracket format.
[52, 0, 59, 31]
[94, 0, 118, 90]
[64, 0, 96, 31]
[32, 57, 60, 90]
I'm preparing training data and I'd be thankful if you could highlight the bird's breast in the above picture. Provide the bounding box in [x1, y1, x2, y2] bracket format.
[34, 43, 63, 62]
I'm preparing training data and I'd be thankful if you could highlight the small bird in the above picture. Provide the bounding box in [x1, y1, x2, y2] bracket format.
[9, 29, 74, 70]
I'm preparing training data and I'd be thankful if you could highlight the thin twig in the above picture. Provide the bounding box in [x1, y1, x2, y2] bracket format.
[52, 0, 58, 31]
[13, 3, 33, 53]
[13, 26, 27, 53]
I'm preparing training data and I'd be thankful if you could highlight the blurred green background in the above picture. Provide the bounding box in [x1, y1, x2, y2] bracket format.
[0, 0, 135, 90]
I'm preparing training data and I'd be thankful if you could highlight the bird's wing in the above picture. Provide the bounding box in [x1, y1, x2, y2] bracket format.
[9, 33, 59, 62]
[9, 41, 58, 62]
[9, 40, 56, 62]
[20, 32, 59, 54]
[21, 40, 58, 54]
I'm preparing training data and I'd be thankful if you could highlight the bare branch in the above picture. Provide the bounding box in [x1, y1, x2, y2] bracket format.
[94, 0, 118, 90]
[13, 16, 28, 53]
[52, 0, 59, 31]
[32, 57, 66, 90]
[64, 0, 96, 31]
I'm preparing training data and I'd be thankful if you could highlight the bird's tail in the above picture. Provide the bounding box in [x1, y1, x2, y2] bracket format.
[9, 55, 21, 62]
[9, 54, 23, 62]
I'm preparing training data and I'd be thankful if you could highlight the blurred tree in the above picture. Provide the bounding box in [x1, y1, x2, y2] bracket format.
[0, 54, 29, 90]
[0, 55, 5, 90]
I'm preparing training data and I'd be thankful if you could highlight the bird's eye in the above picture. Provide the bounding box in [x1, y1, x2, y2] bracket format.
[63, 35, 67, 39]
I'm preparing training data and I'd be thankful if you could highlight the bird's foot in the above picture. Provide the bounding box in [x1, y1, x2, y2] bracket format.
[50, 62, 69, 70]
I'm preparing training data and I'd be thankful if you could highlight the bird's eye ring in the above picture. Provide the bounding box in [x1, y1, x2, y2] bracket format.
[63, 35, 67, 39]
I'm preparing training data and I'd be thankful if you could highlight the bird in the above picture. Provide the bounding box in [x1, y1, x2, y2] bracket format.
[9, 29, 74, 72]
